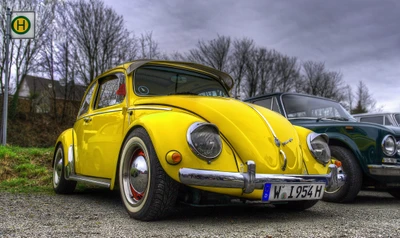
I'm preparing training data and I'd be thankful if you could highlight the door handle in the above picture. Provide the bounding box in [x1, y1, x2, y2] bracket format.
[83, 117, 92, 123]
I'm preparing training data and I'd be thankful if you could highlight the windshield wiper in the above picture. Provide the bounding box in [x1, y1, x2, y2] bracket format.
[316, 117, 349, 122]
[168, 92, 198, 95]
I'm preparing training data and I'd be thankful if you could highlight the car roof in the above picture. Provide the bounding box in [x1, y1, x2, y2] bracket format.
[352, 112, 400, 117]
[244, 92, 338, 103]
[104, 59, 235, 91]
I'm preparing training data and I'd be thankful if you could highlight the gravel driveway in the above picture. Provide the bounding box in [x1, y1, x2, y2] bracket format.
[1, 189, 399, 237]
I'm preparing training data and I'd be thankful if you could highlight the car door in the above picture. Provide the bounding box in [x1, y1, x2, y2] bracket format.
[75, 72, 127, 178]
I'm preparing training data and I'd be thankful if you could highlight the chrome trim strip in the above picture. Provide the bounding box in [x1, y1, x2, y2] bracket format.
[68, 175, 111, 188]
[368, 164, 400, 176]
[279, 150, 287, 171]
[78, 109, 123, 120]
[128, 106, 172, 111]
[179, 162, 345, 193]
[245, 103, 281, 147]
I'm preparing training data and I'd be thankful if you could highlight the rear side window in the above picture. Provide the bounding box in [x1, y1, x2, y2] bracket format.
[254, 98, 272, 110]
[96, 73, 126, 109]
[360, 116, 383, 125]
[385, 115, 394, 126]
[77, 83, 96, 117]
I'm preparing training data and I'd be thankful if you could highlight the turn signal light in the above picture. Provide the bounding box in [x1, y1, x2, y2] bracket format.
[334, 160, 342, 167]
[166, 151, 182, 165]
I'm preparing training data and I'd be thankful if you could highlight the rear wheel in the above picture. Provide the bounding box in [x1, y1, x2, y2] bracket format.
[274, 200, 319, 211]
[118, 128, 179, 221]
[53, 144, 76, 194]
[323, 146, 362, 203]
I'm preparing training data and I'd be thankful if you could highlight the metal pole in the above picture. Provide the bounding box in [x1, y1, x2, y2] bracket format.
[2, 8, 11, 146]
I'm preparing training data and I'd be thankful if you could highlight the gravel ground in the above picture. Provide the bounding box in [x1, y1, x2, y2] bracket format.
[1, 189, 399, 238]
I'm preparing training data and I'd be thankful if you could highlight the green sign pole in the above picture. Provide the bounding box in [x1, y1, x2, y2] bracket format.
[2, 8, 11, 145]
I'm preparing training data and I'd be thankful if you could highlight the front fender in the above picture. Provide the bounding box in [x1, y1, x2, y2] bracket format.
[325, 132, 366, 172]
[128, 111, 240, 183]
[294, 126, 330, 175]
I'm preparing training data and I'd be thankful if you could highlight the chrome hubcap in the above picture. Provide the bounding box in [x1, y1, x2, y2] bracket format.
[124, 148, 149, 205]
[53, 148, 63, 186]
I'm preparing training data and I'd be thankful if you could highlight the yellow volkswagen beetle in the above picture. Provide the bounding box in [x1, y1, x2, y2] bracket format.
[52, 60, 345, 221]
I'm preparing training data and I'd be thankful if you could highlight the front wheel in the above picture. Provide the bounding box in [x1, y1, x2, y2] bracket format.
[53, 144, 76, 194]
[118, 128, 179, 221]
[274, 200, 319, 211]
[323, 146, 362, 203]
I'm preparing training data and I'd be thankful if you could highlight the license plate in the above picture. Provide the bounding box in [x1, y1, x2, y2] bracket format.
[262, 183, 325, 201]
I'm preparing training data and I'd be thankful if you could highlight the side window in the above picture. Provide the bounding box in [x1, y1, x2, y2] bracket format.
[77, 83, 96, 117]
[96, 73, 126, 109]
[385, 115, 394, 126]
[360, 116, 383, 125]
[271, 97, 281, 113]
[254, 98, 272, 110]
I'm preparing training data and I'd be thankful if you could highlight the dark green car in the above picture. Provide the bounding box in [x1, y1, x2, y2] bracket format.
[245, 92, 400, 203]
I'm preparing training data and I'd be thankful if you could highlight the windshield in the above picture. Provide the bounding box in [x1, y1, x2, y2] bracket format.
[282, 94, 356, 121]
[134, 66, 229, 97]
[395, 114, 400, 125]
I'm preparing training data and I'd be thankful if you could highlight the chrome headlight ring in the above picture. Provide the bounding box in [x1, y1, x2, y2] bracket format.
[307, 132, 331, 165]
[187, 122, 222, 162]
[382, 135, 397, 156]
[397, 141, 400, 156]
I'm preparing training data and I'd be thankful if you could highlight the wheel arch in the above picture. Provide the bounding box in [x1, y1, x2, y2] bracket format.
[328, 136, 366, 173]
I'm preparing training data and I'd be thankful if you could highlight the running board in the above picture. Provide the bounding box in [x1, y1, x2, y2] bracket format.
[68, 175, 111, 188]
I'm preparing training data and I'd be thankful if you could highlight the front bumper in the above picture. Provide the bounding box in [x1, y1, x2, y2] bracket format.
[179, 161, 346, 194]
[368, 164, 400, 176]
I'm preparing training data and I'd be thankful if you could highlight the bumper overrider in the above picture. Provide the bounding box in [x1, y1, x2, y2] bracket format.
[179, 161, 346, 194]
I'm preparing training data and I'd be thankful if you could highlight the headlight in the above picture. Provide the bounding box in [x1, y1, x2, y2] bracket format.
[382, 135, 396, 156]
[187, 122, 222, 161]
[307, 132, 331, 165]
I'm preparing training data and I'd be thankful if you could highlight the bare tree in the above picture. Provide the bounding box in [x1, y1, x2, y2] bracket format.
[230, 38, 254, 98]
[3, 0, 57, 118]
[351, 80, 377, 114]
[66, 0, 137, 85]
[299, 61, 345, 102]
[139, 31, 160, 59]
[187, 35, 231, 72]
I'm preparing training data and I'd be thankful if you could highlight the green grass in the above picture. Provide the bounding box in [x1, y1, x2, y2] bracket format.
[0, 146, 54, 193]
[0, 145, 98, 193]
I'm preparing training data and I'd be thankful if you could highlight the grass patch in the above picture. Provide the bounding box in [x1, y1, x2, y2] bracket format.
[0, 146, 54, 193]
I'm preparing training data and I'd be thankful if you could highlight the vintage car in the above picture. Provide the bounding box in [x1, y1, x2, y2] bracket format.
[245, 92, 400, 203]
[52, 60, 343, 221]
[352, 112, 400, 127]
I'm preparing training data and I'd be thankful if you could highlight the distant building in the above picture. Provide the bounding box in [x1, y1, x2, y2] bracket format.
[18, 75, 86, 113]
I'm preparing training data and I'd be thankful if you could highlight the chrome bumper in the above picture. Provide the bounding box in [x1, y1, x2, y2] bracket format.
[179, 161, 346, 194]
[368, 164, 400, 176]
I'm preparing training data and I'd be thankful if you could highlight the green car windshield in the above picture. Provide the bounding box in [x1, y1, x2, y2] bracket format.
[282, 94, 356, 122]
[134, 66, 229, 97]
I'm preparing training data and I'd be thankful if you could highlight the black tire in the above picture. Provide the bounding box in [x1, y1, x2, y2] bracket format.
[118, 128, 179, 221]
[274, 199, 319, 211]
[323, 146, 362, 203]
[388, 189, 400, 199]
[53, 144, 77, 194]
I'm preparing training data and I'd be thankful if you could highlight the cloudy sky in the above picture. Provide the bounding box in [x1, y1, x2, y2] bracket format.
[105, 0, 400, 111]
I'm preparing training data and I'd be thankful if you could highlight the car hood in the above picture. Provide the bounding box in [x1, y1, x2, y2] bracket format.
[135, 96, 304, 173]
[290, 119, 400, 135]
